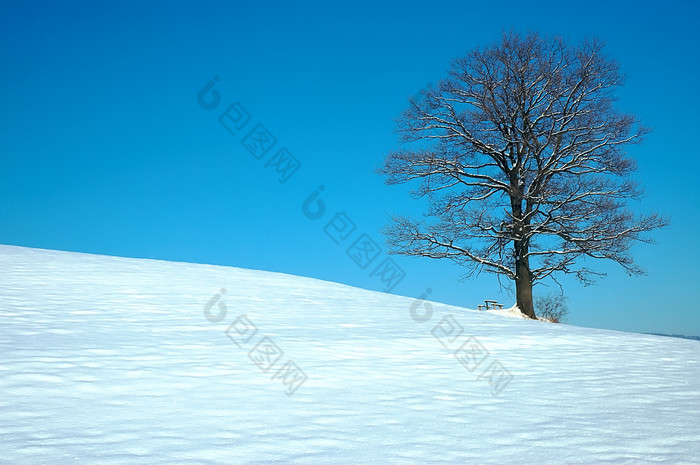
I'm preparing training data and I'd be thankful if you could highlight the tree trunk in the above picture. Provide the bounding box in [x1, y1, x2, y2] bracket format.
[510, 172, 536, 319]
[515, 251, 536, 319]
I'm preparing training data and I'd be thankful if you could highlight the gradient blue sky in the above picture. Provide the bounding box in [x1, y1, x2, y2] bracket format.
[2, 0, 699, 336]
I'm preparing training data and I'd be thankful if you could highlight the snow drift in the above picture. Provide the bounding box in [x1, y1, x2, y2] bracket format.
[0, 245, 698, 463]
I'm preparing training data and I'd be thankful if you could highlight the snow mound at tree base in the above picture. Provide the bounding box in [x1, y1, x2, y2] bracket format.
[484, 304, 531, 319]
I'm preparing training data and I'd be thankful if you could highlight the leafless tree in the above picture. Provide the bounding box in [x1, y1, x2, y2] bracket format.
[380, 31, 668, 319]
[535, 293, 569, 323]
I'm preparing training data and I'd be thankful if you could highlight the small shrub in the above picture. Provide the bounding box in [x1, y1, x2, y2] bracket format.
[535, 293, 569, 323]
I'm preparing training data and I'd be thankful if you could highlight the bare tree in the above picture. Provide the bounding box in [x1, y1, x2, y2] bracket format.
[380, 31, 668, 319]
[535, 293, 569, 323]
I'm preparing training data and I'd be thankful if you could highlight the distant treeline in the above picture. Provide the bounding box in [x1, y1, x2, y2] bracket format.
[645, 333, 700, 342]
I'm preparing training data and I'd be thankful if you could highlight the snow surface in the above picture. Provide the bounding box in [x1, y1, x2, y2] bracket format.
[1, 244, 699, 464]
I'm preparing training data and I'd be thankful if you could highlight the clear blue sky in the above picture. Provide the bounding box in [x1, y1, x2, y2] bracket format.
[1, 0, 699, 336]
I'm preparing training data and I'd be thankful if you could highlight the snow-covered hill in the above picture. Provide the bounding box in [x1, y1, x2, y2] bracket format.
[1, 245, 698, 464]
